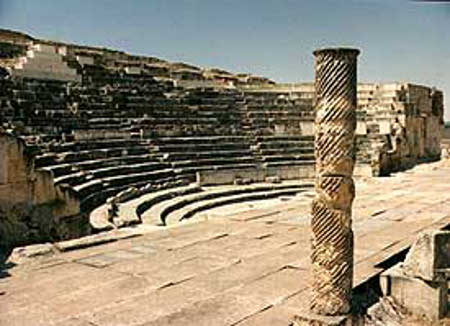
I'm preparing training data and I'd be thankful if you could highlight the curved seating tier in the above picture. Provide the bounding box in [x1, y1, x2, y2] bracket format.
[33, 135, 318, 221]
[1, 70, 316, 225]
[159, 183, 311, 226]
[97, 181, 313, 230]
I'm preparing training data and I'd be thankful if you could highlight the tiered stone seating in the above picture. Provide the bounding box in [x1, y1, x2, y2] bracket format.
[132, 88, 243, 136]
[0, 76, 71, 134]
[134, 182, 312, 226]
[252, 135, 314, 164]
[240, 86, 314, 135]
[68, 62, 245, 137]
[31, 135, 259, 219]
[33, 138, 180, 214]
[151, 136, 257, 181]
[161, 184, 311, 226]
[69, 65, 171, 131]
[0, 29, 445, 249]
[30, 131, 318, 224]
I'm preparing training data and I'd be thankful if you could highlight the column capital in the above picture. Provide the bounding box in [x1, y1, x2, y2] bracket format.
[313, 47, 360, 57]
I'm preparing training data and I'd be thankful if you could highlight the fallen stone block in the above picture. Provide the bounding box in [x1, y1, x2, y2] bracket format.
[402, 230, 450, 282]
[8, 243, 56, 264]
[364, 296, 410, 326]
[380, 263, 447, 321]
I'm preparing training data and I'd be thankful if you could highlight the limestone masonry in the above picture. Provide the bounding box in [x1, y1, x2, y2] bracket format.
[0, 29, 445, 251]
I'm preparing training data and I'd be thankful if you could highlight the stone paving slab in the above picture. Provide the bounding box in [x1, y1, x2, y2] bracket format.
[1, 163, 450, 325]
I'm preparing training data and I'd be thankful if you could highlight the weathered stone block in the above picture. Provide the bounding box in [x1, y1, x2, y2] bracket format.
[402, 230, 450, 281]
[380, 263, 448, 321]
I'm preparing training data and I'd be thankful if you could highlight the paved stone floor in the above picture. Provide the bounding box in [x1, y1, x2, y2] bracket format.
[1, 161, 450, 326]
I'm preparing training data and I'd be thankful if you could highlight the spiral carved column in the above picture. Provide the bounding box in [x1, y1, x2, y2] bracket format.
[311, 48, 360, 316]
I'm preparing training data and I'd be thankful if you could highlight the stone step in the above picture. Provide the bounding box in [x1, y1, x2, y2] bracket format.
[47, 139, 152, 153]
[154, 142, 250, 152]
[263, 160, 315, 168]
[141, 183, 311, 226]
[80, 174, 192, 214]
[165, 186, 309, 226]
[154, 136, 249, 144]
[256, 141, 313, 149]
[54, 161, 170, 186]
[35, 145, 154, 167]
[73, 168, 175, 198]
[258, 148, 314, 156]
[101, 184, 204, 230]
[174, 163, 259, 176]
[170, 157, 256, 169]
[40, 154, 161, 178]
[259, 155, 315, 163]
[160, 150, 254, 161]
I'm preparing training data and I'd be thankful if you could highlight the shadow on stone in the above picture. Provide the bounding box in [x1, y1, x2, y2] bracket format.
[0, 261, 15, 280]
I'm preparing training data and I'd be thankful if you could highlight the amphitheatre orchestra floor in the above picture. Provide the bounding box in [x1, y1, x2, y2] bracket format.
[1, 161, 450, 325]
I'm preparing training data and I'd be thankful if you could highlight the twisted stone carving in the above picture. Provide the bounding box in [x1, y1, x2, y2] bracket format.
[311, 48, 359, 315]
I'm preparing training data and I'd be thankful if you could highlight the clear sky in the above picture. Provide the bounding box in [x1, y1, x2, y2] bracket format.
[1, 0, 449, 120]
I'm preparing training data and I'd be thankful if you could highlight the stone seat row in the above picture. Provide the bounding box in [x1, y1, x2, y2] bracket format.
[242, 117, 310, 123]
[40, 153, 159, 178]
[77, 170, 189, 214]
[153, 136, 249, 144]
[167, 187, 306, 225]
[52, 157, 257, 189]
[77, 162, 271, 215]
[257, 147, 314, 156]
[149, 183, 311, 226]
[35, 141, 152, 164]
[242, 108, 313, 115]
[152, 141, 249, 152]
[33, 137, 255, 206]
[28, 135, 316, 219]
[35, 145, 151, 167]
[43, 138, 151, 152]
[54, 161, 169, 186]
[131, 117, 240, 125]
[96, 182, 313, 230]
[255, 139, 313, 149]
[244, 101, 313, 108]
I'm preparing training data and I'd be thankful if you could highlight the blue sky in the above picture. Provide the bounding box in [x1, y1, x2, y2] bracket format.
[1, 0, 450, 120]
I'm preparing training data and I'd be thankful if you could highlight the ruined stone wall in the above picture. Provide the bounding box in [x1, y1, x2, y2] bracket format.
[0, 132, 87, 254]
[0, 132, 35, 205]
[357, 83, 444, 174]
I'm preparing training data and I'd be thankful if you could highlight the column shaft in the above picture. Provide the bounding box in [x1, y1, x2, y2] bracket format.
[311, 48, 360, 315]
